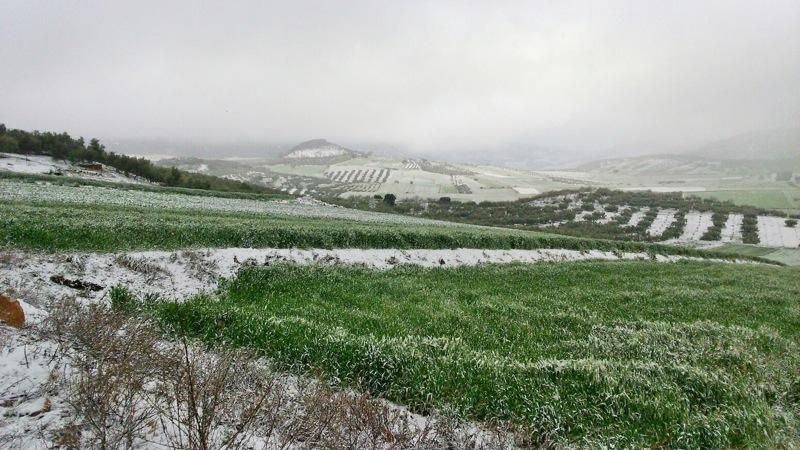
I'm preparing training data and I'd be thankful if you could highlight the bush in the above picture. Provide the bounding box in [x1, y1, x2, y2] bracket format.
[786, 219, 798, 228]
[383, 193, 396, 206]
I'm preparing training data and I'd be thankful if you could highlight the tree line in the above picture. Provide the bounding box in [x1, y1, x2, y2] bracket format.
[0, 124, 279, 194]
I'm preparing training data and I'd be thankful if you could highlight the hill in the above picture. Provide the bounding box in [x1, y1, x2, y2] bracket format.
[692, 128, 800, 161]
[283, 139, 364, 161]
[0, 124, 280, 195]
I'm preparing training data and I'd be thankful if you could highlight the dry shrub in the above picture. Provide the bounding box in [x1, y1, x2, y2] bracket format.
[43, 300, 166, 449]
[179, 251, 219, 281]
[156, 340, 277, 450]
[113, 254, 169, 283]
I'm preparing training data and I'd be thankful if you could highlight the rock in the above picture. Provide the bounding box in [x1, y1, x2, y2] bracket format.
[49, 275, 104, 291]
[0, 294, 25, 328]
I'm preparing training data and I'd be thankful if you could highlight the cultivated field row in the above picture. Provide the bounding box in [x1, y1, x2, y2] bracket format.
[542, 196, 799, 247]
[325, 168, 391, 184]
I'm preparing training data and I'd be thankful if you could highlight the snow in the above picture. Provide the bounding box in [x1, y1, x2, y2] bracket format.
[0, 178, 453, 226]
[0, 248, 757, 307]
[680, 211, 714, 241]
[625, 207, 649, 227]
[0, 328, 69, 450]
[0, 153, 150, 185]
[757, 216, 800, 248]
[721, 213, 744, 243]
[647, 209, 677, 237]
[285, 146, 349, 159]
[512, 187, 540, 195]
[620, 186, 707, 193]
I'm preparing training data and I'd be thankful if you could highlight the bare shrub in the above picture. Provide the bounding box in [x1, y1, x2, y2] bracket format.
[113, 254, 169, 283]
[156, 339, 276, 450]
[42, 300, 166, 449]
[181, 251, 220, 281]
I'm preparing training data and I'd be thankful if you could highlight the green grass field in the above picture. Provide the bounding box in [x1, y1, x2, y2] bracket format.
[0, 170, 294, 201]
[714, 243, 800, 266]
[696, 188, 800, 213]
[0, 201, 766, 262]
[151, 262, 800, 448]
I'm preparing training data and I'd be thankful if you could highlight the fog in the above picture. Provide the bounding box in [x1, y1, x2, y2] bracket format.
[1, 0, 798, 161]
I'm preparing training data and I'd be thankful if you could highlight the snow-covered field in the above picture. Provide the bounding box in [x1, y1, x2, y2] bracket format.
[679, 211, 714, 241]
[0, 153, 149, 184]
[626, 207, 649, 227]
[647, 209, 676, 237]
[285, 145, 349, 159]
[0, 179, 452, 226]
[511, 187, 540, 195]
[721, 213, 744, 243]
[757, 216, 800, 248]
[619, 186, 707, 193]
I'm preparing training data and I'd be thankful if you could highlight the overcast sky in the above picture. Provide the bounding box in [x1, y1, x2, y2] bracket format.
[1, 0, 798, 158]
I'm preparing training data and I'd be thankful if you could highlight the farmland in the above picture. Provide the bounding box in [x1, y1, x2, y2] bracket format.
[2, 153, 799, 448]
[148, 138, 800, 214]
[695, 188, 800, 212]
[152, 262, 800, 448]
[2, 178, 770, 261]
[332, 188, 800, 250]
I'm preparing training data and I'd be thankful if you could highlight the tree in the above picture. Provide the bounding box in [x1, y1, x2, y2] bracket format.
[87, 138, 104, 162]
[383, 193, 396, 206]
[166, 167, 182, 186]
[0, 135, 19, 153]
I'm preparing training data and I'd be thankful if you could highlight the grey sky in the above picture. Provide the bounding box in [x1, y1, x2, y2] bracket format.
[1, 0, 798, 157]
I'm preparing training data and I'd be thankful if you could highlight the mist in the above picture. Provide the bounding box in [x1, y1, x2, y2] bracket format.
[1, 0, 798, 161]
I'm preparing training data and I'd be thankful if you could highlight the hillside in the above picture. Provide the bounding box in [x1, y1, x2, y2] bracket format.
[283, 138, 364, 161]
[693, 128, 800, 161]
[0, 125, 280, 195]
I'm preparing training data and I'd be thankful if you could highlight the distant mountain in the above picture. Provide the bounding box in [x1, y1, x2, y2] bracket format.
[691, 128, 800, 161]
[284, 139, 364, 160]
[578, 129, 800, 175]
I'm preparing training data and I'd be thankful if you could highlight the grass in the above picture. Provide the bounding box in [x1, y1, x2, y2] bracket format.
[0, 201, 772, 263]
[151, 261, 800, 448]
[0, 170, 294, 201]
[713, 243, 778, 258]
[696, 189, 800, 213]
[714, 244, 800, 266]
